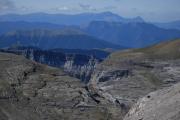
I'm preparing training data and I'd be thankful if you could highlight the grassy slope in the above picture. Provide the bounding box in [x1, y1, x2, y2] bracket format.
[103, 39, 180, 66]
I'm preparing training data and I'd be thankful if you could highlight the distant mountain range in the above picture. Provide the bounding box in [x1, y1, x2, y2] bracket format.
[0, 12, 144, 25]
[0, 29, 122, 50]
[0, 21, 180, 48]
[0, 12, 180, 49]
[83, 21, 180, 48]
[0, 21, 65, 35]
[154, 20, 180, 30]
[1, 12, 180, 30]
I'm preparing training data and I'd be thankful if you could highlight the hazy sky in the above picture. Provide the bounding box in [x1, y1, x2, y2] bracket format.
[0, 0, 180, 22]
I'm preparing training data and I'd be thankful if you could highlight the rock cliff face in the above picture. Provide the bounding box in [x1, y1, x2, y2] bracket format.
[0, 47, 102, 83]
[0, 52, 124, 120]
[64, 56, 99, 83]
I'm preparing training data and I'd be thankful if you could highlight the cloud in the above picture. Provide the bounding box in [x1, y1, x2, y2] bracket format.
[79, 3, 97, 11]
[132, 8, 138, 11]
[53, 6, 70, 11]
[53, 4, 97, 13]
[103, 6, 117, 10]
[0, 0, 15, 11]
[113, 0, 122, 2]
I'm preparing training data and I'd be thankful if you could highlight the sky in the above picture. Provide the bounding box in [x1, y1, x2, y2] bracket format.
[0, 0, 180, 22]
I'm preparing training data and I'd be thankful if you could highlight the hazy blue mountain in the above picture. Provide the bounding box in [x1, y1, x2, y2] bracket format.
[1, 20, 180, 49]
[0, 21, 65, 35]
[0, 12, 144, 25]
[83, 21, 180, 48]
[154, 20, 180, 30]
[0, 29, 123, 49]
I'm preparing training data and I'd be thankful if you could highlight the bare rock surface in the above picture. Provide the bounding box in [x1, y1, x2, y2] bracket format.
[124, 82, 180, 120]
[0, 52, 122, 120]
[88, 60, 180, 119]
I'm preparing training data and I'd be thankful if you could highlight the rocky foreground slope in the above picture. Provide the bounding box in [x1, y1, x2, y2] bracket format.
[0, 52, 124, 120]
[124, 82, 180, 120]
[0, 39, 180, 120]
